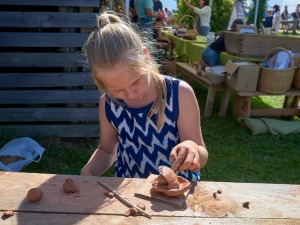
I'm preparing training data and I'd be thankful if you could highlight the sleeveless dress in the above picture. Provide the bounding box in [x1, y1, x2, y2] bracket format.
[105, 76, 200, 181]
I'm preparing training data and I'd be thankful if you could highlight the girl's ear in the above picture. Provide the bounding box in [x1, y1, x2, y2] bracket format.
[143, 47, 151, 62]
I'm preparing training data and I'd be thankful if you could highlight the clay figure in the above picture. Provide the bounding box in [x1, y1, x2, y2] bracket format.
[27, 188, 43, 202]
[152, 166, 191, 197]
[63, 178, 77, 193]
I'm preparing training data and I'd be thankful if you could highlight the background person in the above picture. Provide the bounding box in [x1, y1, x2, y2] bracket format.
[263, 10, 273, 35]
[271, 4, 281, 34]
[134, 0, 161, 40]
[185, 0, 211, 36]
[81, 12, 208, 181]
[281, 5, 289, 33]
[195, 19, 244, 75]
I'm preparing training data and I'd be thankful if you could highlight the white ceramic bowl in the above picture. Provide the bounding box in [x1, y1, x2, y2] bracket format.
[205, 67, 226, 84]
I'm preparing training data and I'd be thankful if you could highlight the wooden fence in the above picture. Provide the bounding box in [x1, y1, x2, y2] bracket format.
[0, 0, 101, 137]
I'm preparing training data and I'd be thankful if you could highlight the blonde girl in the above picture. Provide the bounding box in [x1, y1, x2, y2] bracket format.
[80, 12, 208, 181]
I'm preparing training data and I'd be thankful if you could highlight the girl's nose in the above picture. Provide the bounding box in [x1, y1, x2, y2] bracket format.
[126, 87, 137, 99]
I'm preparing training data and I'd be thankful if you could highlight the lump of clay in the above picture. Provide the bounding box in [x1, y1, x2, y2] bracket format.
[27, 188, 43, 202]
[63, 178, 77, 193]
[151, 166, 191, 197]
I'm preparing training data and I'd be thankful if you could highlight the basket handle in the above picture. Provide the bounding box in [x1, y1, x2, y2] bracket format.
[265, 47, 294, 67]
[179, 15, 196, 28]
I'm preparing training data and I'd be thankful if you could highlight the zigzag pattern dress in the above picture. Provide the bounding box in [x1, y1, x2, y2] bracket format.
[105, 76, 200, 181]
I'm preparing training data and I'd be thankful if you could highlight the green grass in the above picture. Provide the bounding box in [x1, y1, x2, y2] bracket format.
[1, 79, 300, 184]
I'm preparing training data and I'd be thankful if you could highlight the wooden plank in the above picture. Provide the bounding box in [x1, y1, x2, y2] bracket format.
[0, 33, 90, 47]
[0, 90, 100, 104]
[235, 88, 300, 97]
[0, 125, 99, 137]
[0, 53, 86, 67]
[0, 73, 94, 88]
[0, 172, 299, 219]
[0, 12, 97, 28]
[0, 108, 98, 122]
[0, 212, 298, 225]
[0, 0, 99, 7]
[250, 108, 300, 117]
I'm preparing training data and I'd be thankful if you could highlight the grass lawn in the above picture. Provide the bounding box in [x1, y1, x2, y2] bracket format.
[1, 78, 300, 185]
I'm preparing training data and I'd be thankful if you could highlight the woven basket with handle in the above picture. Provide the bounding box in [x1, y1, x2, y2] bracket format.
[179, 15, 197, 37]
[257, 47, 296, 94]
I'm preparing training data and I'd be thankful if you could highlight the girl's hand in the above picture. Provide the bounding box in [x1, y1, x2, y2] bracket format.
[169, 140, 201, 172]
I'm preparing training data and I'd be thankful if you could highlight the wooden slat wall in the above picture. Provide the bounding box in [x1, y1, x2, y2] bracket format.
[0, 0, 101, 137]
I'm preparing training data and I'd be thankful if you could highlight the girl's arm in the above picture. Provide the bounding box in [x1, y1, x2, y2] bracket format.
[80, 95, 119, 176]
[170, 81, 208, 172]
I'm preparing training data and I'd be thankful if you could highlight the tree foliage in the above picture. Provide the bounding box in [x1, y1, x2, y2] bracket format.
[245, 0, 267, 27]
[176, 0, 234, 32]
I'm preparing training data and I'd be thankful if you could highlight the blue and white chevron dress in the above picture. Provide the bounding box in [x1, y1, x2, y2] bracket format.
[105, 76, 200, 181]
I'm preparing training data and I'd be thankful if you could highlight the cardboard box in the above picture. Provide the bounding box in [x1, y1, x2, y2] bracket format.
[225, 60, 260, 91]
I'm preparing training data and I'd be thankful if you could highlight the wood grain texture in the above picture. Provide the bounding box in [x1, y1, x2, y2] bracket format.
[0, 172, 299, 223]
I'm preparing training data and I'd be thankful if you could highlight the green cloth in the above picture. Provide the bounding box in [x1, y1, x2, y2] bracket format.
[238, 118, 300, 135]
[220, 52, 263, 66]
[162, 31, 206, 62]
[187, 43, 206, 63]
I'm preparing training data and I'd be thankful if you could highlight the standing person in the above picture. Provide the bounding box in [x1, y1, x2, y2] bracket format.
[185, 0, 211, 36]
[134, 0, 161, 40]
[195, 19, 244, 75]
[165, 7, 174, 21]
[153, 0, 163, 13]
[263, 10, 273, 35]
[281, 5, 289, 33]
[271, 5, 281, 34]
[129, 0, 138, 23]
[294, 4, 300, 29]
[81, 12, 208, 181]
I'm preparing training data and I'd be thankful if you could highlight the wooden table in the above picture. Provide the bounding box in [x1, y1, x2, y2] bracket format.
[162, 31, 206, 62]
[1, 172, 299, 224]
[176, 62, 230, 118]
[232, 88, 300, 118]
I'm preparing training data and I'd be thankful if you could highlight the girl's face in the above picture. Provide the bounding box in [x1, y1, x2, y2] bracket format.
[95, 60, 154, 106]
[199, 0, 205, 7]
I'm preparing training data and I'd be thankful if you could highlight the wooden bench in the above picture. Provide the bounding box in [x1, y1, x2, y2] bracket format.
[0, 0, 100, 137]
[176, 62, 230, 118]
[232, 88, 300, 118]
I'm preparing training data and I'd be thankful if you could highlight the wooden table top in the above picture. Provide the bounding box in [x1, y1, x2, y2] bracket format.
[0, 172, 299, 225]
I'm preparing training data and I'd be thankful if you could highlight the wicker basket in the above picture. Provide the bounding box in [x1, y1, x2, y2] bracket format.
[257, 47, 296, 94]
[179, 15, 197, 37]
[293, 67, 300, 89]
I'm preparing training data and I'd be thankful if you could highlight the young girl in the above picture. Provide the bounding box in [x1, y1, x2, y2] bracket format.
[80, 12, 208, 181]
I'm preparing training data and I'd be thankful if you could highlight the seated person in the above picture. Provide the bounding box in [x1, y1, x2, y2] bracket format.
[153, 18, 174, 57]
[195, 18, 244, 75]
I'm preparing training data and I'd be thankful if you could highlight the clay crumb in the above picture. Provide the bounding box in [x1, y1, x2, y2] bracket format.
[217, 189, 222, 194]
[123, 208, 139, 217]
[137, 203, 146, 211]
[242, 201, 250, 209]
[63, 178, 77, 193]
[213, 192, 217, 199]
[2, 210, 14, 218]
[104, 192, 115, 198]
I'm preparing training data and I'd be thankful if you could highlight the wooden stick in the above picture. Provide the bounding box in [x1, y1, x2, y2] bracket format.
[97, 181, 152, 219]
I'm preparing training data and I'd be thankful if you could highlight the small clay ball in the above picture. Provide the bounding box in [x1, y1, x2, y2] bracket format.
[63, 178, 77, 193]
[27, 188, 43, 202]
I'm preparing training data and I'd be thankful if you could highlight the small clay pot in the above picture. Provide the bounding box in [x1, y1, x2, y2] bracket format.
[27, 188, 43, 202]
[63, 178, 77, 193]
[151, 166, 191, 197]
